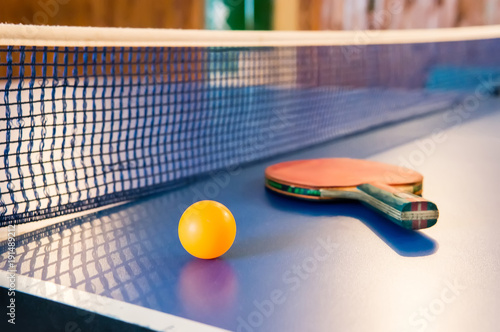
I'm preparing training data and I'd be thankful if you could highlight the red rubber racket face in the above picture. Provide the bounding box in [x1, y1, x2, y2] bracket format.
[265, 158, 423, 188]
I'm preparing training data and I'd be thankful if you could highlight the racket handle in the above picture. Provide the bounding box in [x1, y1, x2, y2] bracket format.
[357, 182, 438, 230]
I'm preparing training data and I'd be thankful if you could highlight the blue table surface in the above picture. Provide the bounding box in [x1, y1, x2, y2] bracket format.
[2, 98, 500, 332]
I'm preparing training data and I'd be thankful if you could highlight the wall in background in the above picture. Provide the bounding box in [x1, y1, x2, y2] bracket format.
[315, 0, 500, 30]
[0, 0, 499, 30]
[0, 0, 204, 29]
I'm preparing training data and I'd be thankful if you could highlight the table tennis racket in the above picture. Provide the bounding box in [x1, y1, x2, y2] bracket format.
[265, 158, 438, 230]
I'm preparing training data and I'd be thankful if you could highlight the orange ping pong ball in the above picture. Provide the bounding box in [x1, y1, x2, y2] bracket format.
[178, 201, 236, 259]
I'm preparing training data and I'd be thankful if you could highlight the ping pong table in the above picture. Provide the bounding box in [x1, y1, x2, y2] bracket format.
[2, 95, 500, 332]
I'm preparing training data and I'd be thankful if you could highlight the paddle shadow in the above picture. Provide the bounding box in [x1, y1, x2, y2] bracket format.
[262, 189, 438, 257]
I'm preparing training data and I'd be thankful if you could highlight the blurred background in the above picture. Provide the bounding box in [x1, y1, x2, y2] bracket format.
[0, 0, 499, 30]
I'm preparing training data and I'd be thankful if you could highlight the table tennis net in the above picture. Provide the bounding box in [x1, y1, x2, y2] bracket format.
[1, 29, 500, 226]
